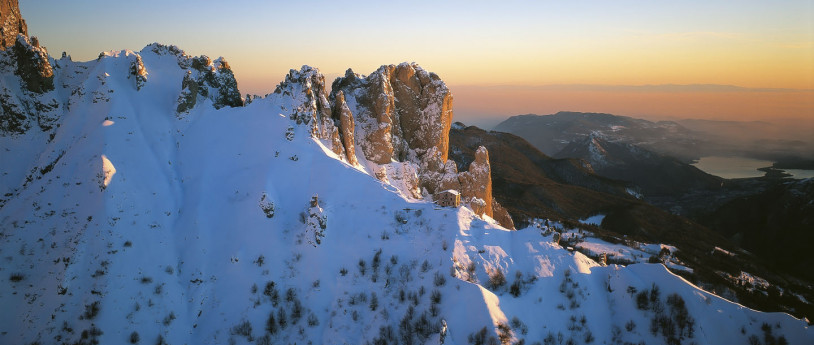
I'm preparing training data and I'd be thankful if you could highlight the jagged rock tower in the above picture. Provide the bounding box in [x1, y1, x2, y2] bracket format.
[329, 63, 514, 228]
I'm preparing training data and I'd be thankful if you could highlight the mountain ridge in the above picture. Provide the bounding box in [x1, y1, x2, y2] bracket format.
[1, 3, 812, 344]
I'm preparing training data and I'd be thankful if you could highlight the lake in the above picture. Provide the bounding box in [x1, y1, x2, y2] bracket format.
[692, 156, 814, 179]
[783, 169, 814, 179]
[692, 156, 773, 179]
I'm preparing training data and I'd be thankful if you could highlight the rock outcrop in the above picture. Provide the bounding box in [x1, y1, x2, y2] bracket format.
[270, 66, 351, 162]
[0, 0, 26, 49]
[330, 63, 453, 169]
[329, 63, 513, 228]
[149, 43, 243, 114]
[128, 54, 147, 91]
[12, 35, 53, 93]
[0, 35, 59, 135]
[457, 146, 493, 217]
[333, 91, 358, 165]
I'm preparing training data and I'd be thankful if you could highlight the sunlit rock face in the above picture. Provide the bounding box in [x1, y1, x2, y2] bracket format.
[330, 63, 513, 228]
[333, 90, 358, 165]
[458, 146, 493, 217]
[0, 35, 59, 135]
[167, 46, 243, 114]
[0, 0, 27, 49]
[330, 62, 453, 167]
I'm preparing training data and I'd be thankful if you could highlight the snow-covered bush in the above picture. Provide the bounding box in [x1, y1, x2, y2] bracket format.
[258, 193, 275, 218]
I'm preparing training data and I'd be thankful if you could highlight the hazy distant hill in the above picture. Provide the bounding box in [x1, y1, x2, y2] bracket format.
[448, 123, 632, 224]
[677, 118, 814, 162]
[554, 135, 723, 197]
[493, 111, 702, 162]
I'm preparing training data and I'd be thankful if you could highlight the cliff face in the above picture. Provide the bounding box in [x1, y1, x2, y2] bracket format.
[328, 63, 512, 228]
[0, 0, 26, 49]
[330, 63, 453, 168]
[0, 36, 59, 135]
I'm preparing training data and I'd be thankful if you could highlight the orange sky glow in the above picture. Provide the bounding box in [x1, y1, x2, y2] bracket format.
[20, 1, 814, 127]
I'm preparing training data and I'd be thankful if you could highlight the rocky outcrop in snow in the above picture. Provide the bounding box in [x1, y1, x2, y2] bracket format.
[271, 66, 350, 162]
[0, 35, 59, 134]
[333, 91, 358, 165]
[12, 35, 53, 93]
[0, 0, 26, 49]
[128, 54, 147, 91]
[329, 63, 512, 227]
[146, 44, 243, 114]
[330, 63, 453, 167]
[457, 146, 493, 217]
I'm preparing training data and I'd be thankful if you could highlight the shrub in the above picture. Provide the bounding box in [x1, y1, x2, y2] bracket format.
[584, 330, 594, 343]
[466, 262, 477, 282]
[254, 255, 265, 267]
[358, 259, 367, 276]
[266, 312, 278, 334]
[373, 325, 396, 344]
[307, 313, 319, 327]
[162, 311, 176, 326]
[340, 267, 348, 276]
[497, 323, 512, 345]
[264, 281, 279, 306]
[510, 280, 522, 297]
[431, 290, 442, 304]
[370, 292, 379, 311]
[636, 291, 649, 310]
[9, 273, 24, 282]
[290, 300, 303, 324]
[413, 311, 435, 342]
[372, 249, 382, 271]
[277, 308, 287, 329]
[129, 331, 140, 344]
[468, 326, 498, 345]
[625, 320, 636, 332]
[82, 301, 101, 320]
[256, 334, 271, 345]
[230, 319, 253, 341]
[510, 317, 528, 336]
[489, 269, 507, 290]
[434, 272, 447, 286]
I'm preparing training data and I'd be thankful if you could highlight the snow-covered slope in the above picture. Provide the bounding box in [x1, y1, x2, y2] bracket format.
[1, 42, 812, 345]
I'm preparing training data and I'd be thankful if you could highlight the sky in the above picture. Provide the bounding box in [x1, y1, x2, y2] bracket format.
[20, 1, 814, 128]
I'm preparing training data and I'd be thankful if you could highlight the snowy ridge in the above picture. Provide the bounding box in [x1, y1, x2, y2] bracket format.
[0, 44, 811, 345]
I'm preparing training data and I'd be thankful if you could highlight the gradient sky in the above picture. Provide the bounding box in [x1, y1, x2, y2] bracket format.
[20, 1, 814, 127]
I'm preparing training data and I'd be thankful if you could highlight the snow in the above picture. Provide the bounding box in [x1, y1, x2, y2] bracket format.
[578, 214, 605, 226]
[0, 44, 812, 345]
[101, 154, 116, 187]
